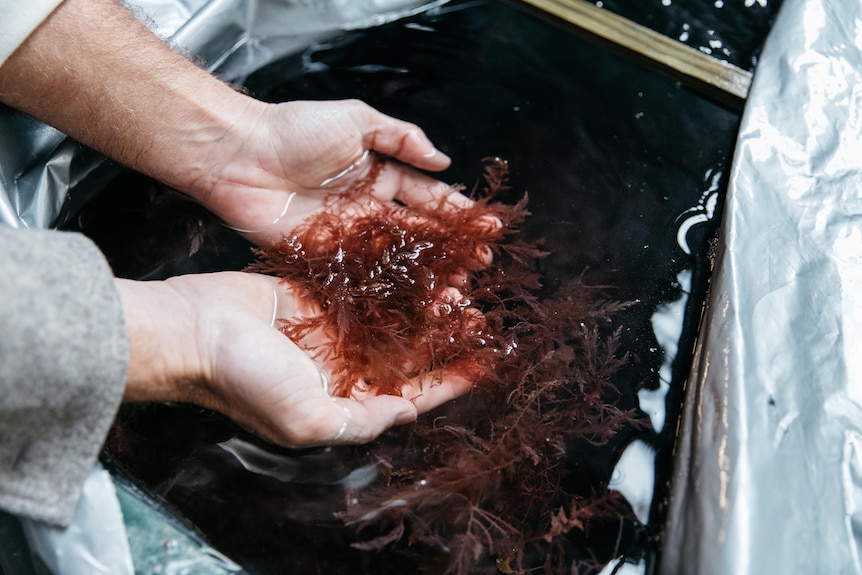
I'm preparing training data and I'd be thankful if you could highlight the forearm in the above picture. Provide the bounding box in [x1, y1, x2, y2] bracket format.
[0, 0, 262, 199]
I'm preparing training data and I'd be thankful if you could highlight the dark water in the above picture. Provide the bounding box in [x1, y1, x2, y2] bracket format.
[585, 0, 783, 70]
[68, 0, 748, 572]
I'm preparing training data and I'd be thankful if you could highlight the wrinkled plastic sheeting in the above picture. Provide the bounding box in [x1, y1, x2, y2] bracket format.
[17, 461, 243, 575]
[0, 0, 447, 230]
[167, 0, 450, 82]
[19, 463, 135, 575]
[660, 0, 862, 573]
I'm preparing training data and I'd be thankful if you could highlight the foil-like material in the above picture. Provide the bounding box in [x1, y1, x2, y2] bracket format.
[660, 0, 862, 572]
[0, 0, 446, 229]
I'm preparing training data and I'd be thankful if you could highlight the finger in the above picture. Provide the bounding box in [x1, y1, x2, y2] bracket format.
[362, 107, 451, 172]
[432, 286, 465, 318]
[327, 394, 418, 445]
[399, 371, 475, 415]
[476, 244, 494, 267]
[447, 271, 469, 289]
[372, 161, 472, 211]
[321, 369, 474, 445]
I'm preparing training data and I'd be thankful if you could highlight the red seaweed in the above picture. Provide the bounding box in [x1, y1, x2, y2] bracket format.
[248, 157, 649, 574]
[338, 281, 648, 574]
[248, 156, 543, 398]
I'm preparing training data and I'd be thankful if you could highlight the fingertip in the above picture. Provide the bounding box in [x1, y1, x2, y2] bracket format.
[349, 394, 418, 442]
[480, 215, 504, 232]
[420, 145, 452, 171]
[406, 373, 475, 415]
[371, 125, 451, 171]
[476, 244, 494, 266]
[450, 375, 476, 398]
[446, 272, 469, 289]
[403, 129, 451, 171]
[432, 286, 464, 317]
[394, 404, 419, 426]
[363, 103, 451, 170]
[381, 394, 418, 425]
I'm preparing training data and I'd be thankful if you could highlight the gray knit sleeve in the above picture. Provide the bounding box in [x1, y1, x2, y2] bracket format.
[0, 225, 128, 526]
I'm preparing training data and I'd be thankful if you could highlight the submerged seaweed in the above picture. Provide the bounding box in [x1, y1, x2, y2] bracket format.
[249, 157, 649, 574]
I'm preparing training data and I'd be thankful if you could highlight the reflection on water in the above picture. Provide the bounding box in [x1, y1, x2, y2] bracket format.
[70, 0, 749, 572]
[586, 0, 782, 70]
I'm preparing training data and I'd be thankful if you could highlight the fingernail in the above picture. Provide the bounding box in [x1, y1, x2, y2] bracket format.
[408, 131, 436, 158]
[424, 146, 451, 165]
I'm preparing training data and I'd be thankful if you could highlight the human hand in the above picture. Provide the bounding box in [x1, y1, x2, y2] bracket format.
[191, 99, 470, 245]
[115, 272, 474, 448]
[0, 0, 462, 249]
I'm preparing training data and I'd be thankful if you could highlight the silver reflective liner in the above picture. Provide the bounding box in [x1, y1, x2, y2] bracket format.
[661, 0, 862, 572]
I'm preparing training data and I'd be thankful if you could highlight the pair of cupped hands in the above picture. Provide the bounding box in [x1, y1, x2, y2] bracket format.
[118, 100, 480, 449]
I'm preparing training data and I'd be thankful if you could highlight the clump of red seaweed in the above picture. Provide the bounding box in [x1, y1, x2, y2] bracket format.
[250, 157, 649, 574]
[249, 157, 542, 398]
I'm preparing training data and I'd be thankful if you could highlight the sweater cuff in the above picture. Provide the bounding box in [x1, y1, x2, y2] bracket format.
[0, 226, 128, 526]
[0, 0, 65, 68]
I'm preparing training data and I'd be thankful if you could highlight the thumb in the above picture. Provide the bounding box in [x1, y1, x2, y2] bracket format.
[363, 110, 451, 172]
[328, 394, 418, 445]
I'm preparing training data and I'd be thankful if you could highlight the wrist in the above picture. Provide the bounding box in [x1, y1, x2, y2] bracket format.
[176, 95, 270, 203]
[115, 278, 208, 404]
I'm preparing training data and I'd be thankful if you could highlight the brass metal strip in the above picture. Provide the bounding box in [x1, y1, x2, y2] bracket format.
[516, 0, 753, 108]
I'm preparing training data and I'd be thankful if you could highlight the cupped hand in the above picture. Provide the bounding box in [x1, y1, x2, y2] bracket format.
[194, 99, 470, 246]
[116, 271, 474, 448]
